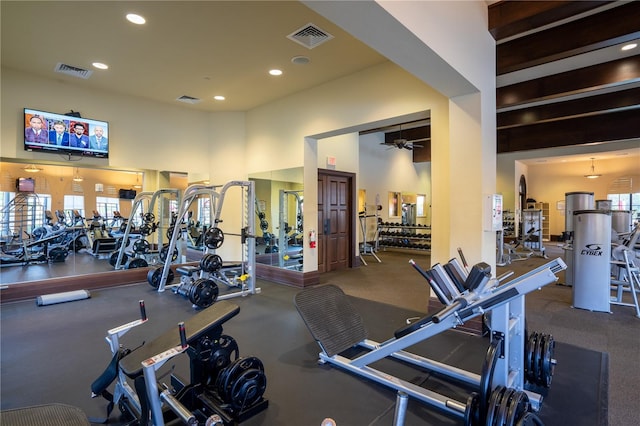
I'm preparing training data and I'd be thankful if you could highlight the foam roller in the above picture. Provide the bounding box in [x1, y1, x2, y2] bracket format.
[36, 290, 91, 306]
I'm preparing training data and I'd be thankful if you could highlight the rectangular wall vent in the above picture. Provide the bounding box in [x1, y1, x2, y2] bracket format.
[176, 95, 201, 104]
[287, 23, 334, 49]
[54, 63, 93, 79]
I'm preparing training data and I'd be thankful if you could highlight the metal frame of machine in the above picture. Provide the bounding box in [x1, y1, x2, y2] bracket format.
[295, 255, 567, 425]
[153, 181, 258, 306]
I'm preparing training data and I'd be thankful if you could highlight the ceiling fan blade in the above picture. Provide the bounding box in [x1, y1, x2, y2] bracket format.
[406, 137, 430, 143]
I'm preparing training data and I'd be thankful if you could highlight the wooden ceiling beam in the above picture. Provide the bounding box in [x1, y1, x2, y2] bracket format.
[497, 108, 638, 153]
[497, 55, 640, 109]
[497, 1, 640, 75]
[498, 86, 640, 129]
[488, 1, 610, 41]
[384, 126, 430, 145]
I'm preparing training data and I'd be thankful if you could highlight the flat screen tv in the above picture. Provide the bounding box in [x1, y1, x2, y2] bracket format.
[16, 177, 35, 193]
[24, 108, 109, 158]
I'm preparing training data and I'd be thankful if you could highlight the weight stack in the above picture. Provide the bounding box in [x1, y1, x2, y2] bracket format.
[36, 290, 91, 306]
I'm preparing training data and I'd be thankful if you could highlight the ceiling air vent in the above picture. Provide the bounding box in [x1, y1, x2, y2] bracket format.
[176, 95, 201, 104]
[287, 23, 334, 49]
[54, 63, 93, 79]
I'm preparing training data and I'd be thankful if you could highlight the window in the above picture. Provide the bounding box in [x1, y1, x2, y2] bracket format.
[607, 192, 640, 223]
[417, 194, 426, 217]
[607, 193, 640, 211]
[64, 195, 85, 222]
[0, 192, 50, 238]
[96, 196, 120, 219]
[169, 199, 179, 214]
[198, 197, 211, 226]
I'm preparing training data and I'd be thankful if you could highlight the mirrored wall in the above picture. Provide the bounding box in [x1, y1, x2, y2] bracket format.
[0, 160, 188, 285]
[249, 168, 304, 271]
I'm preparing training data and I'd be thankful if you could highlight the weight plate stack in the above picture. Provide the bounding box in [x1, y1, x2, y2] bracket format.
[215, 357, 266, 412]
[525, 331, 556, 388]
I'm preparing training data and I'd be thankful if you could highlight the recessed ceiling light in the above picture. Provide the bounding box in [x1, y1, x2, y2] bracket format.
[126, 13, 146, 25]
[269, 69, 283, 76]
[621, 43, 637, 51]
[92, 62, 109, 70]
[214, 95, 225, 101]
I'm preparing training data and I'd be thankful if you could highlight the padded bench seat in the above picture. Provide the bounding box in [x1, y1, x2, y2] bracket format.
[119, 301, 240, 378]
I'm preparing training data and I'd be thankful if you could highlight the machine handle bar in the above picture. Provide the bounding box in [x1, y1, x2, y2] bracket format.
[179, 322, 187, 349]
[160, 390, 197, 425]
[433, 298, 468, 324]
[139, 300, 147, 321]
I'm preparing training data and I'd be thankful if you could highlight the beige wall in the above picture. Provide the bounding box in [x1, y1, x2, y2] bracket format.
[498, 152, 639, 237]
[1, 68, 215, 177]
[526, 156, 639, 237]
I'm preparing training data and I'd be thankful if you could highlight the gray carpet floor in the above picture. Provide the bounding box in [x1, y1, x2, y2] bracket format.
[1, 245, 638, 425]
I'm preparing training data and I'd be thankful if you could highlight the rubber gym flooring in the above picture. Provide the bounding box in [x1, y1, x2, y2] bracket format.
[1, 262, 608, 426]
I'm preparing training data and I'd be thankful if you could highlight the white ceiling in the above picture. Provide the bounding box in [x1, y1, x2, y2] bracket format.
[1, 1, 386, 113]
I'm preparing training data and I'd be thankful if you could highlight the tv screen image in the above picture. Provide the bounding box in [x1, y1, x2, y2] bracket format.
[24, 108, 109, 158]
[16, 177, 35, 193]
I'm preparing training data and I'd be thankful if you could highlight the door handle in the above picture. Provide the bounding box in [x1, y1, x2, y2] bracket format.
[324, 218, 330, 235]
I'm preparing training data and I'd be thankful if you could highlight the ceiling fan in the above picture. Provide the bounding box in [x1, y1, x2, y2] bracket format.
[380, 125, 429, 150]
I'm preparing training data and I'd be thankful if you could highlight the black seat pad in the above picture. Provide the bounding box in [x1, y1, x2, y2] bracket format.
[119, 301, 239, 378]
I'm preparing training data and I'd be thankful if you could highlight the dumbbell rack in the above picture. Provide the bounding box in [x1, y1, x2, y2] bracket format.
[377, 222, 431, 252]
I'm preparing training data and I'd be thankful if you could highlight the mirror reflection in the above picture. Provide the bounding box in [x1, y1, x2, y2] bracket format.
[249, 168, 303, 271]
[0, 160, 188, 285]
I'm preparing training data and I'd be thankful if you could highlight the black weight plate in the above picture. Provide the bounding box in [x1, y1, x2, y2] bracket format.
[219, 357, 264, 404]
[204, 227, 224, 249]
[143, 212, 155, 223]
[133, 239, 150, 253]
[525, 332, 538, 383]
[48, 247, 68, 262]
[139, 224, 152, 236]
[159, 244, 179, 262]
[200, 254, 223, 273]
[127, 258, 148, 269]
[229, 367, 267, 411]
[533, 332, 544, 386]
[189, 279, 218, 308]
[151, 268, 175, 286]
[496, 387, 516, 426]
[527, 332, 541, 383]
[109, 251, 128, 267]
[485, 385, 506, 426]
[505, 390, 529, 426]
[147, 267, 163, 288]
[210, 335, 240, 374]
[542, 334, 555, 387]
[463, 392, 480, 426]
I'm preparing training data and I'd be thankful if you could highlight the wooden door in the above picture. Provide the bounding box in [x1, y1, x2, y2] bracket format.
[318, 170, 354, 273]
